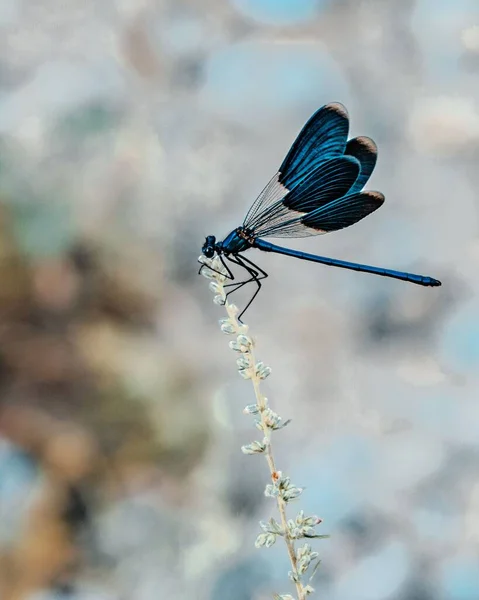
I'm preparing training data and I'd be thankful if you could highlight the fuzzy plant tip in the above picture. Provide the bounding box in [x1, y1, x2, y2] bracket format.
[200, 253, 327, 600]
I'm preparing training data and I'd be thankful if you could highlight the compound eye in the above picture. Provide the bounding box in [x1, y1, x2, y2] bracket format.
[206, 247, 214, 258]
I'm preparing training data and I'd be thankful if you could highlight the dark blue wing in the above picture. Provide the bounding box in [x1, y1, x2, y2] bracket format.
[242, 104, 383, 240]
[244, 156, 360, 236]
[345, 137, 378, 193]
[283, 156, 360, 212]
[301, 191, 384, 232]
[279, 103, 349, 190]
[243, 103, 350, 229]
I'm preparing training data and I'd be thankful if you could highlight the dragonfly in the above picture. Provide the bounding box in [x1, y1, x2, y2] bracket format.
[200, 102, 441, 321]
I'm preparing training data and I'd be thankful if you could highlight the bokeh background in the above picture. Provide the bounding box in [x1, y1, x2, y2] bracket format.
[0, 1, 478, 599]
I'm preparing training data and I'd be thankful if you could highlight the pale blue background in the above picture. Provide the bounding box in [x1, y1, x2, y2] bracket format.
[0, 1, 478, 599]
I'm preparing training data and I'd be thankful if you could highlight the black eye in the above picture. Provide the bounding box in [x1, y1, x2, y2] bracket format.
[206, 247, 214, 258]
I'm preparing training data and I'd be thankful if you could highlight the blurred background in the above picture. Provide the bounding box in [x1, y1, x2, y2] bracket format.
[0, 1, 478, 599]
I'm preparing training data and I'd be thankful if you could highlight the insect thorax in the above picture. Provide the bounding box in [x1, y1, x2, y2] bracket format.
[236, 227, 255, 244]
[221, 228, 253, 254]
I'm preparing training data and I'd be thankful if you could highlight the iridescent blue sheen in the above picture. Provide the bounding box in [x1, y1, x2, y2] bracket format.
[201, 103, 441, 320]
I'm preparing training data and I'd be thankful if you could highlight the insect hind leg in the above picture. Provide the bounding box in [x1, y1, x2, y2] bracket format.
[224, 254, 268, 322]
[236, 255, 268, 322]
[223, 258, 257, 296]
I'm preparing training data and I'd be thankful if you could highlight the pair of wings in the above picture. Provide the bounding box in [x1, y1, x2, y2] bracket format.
[243, 103, 384, 239]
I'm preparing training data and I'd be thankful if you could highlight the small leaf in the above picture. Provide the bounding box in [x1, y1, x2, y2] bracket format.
[236, 334, 252, 349]
[256, 362, 272, 379]
[259, 518, 283, 535]
[238, 369, 252, 380]
[308, 559, 322, 583]
[282, 487, 304, 502]
[236, 356, 250, 369]
[241, 440, 266, 455]
[265, 483, 278, 497]
[288, 570, 300, 584]
[273, 418, 292, 430]
[254, 532, 276, 548]
[303, 515, 322, 527]
[254, 533, 268, 548]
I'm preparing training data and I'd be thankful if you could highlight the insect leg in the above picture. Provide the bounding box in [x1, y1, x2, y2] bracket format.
[219, 254, 234, 280]
[223, 254, 257, 296]
[237, 254, 268, 280]
[233, 255, 268, 322]
[221, 254, 269, 322]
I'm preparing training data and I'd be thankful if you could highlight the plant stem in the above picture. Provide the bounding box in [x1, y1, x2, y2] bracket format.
[226, 302, 305, 600]
[252, 349, 305, 600]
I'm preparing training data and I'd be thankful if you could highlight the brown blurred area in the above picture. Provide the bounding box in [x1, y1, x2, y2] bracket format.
[0, 205, 209, 599]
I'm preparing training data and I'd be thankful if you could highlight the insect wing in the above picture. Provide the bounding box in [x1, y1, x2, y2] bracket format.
[344, 137, 378, 193]
[283, 156, 360, 213]
[244, 156, 361, 238]
[279, 102, 349, 190]
[301, 191, 385, 232]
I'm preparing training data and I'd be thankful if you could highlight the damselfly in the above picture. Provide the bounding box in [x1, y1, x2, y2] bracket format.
[200, 103, 441, 321]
